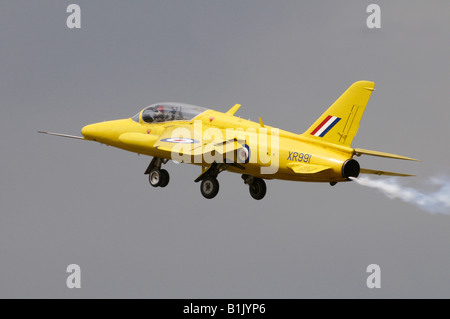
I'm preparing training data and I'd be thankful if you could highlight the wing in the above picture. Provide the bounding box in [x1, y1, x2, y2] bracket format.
[153, 125, 246, 161]
[152, 125, 201, 154]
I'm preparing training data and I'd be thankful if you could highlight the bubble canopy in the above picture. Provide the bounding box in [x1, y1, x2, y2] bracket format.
[132, 103, 209, 123]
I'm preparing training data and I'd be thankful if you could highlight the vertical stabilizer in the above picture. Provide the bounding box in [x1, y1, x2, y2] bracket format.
[302, 81, 375, 146]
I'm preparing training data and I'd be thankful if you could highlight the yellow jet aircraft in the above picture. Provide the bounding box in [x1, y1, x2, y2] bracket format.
[39, 81, 418, 200]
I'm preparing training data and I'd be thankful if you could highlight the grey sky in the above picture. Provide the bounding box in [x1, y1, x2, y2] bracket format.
[1, 1, 449, 298]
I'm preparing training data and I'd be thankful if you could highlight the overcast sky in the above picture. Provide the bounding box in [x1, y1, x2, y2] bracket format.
[1, 1, 450, 298]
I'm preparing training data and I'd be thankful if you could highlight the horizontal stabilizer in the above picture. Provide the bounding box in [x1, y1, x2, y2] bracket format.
[360, 168, 415, 177]
[354, 148, 419, 161]
[38, 131, 84, 140]
[287, 163, 332, 174]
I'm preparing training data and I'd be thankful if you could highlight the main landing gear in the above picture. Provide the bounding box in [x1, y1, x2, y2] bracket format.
[200, 176, 220, 199]
[194, 163, 226, 200]
[194, 163, 267, 200]
[242, 174, 266, 200]
[145, 158, 267, 200]
[145, 157, 170, 188]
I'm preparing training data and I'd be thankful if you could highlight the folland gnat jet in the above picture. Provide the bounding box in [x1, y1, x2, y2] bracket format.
[39, 81, 418, 200]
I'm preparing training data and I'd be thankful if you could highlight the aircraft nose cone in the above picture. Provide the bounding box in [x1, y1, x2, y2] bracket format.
[81, 124, 99, 140]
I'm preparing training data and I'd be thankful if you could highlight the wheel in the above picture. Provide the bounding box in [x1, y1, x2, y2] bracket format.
[159, 169, 170, 187]
[149, 169, 163, 187]
[200, 177, 219, 199]
[249, 178, 266, 200]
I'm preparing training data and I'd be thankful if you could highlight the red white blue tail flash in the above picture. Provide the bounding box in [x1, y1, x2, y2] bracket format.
[310, 115, 341, 137]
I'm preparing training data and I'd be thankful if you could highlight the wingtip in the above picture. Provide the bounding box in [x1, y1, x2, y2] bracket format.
[402, 157, 421, 162]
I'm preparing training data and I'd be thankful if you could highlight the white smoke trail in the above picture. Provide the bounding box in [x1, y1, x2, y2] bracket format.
[350, 176, 450, 214]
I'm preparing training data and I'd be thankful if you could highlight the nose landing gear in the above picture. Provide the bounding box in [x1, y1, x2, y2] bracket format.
[149, 168, 170, 187]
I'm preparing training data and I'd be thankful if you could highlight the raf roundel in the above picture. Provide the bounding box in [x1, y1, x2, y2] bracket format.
[237, 144, 251, 163]
[161, 137, 199, 144]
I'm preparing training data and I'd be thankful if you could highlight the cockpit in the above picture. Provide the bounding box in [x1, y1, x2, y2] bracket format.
[132, 103, 208, 124]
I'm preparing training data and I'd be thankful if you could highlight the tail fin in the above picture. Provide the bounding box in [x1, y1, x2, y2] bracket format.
[302, 81, 375, 146]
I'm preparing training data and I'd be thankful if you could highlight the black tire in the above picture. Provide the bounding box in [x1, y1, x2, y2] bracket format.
[149, 169, 163, 187]
[249, 178, 266, 200]
[200, 177, 220, 199]
[159, 169, 170, 188]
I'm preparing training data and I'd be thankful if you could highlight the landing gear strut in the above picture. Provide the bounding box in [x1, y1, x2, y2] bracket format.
[145, 157, 170, 188]
[242, 174, 267, 200]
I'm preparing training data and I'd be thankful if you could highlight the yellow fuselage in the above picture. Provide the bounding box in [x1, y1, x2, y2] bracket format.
[82, 110, 354, 183]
